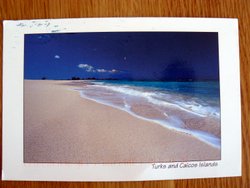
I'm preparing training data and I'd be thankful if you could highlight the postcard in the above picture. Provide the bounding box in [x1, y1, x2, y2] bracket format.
[2, 18, 241, 181]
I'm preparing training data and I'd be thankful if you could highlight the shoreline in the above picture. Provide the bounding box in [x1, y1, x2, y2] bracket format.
[24, 80, 221, 163]
[76, 89, 220, 149]
[73, 80, 221, 148]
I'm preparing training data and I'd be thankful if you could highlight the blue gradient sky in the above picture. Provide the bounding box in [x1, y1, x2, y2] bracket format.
[24, 32, 219, 81]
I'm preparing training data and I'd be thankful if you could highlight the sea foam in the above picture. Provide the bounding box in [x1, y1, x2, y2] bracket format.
[91, 83, 220, 118]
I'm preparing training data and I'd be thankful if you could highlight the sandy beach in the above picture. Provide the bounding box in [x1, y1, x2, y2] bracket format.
[24, 80, 220, 163]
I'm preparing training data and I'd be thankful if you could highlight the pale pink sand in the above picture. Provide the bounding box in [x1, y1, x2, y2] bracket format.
[24, 80, 220, 163]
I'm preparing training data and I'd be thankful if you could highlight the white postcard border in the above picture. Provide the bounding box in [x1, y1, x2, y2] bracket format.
[2, 18, 241, 181]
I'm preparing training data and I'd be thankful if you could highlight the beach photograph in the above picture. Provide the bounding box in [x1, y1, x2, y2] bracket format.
[24, 32, 221, 163]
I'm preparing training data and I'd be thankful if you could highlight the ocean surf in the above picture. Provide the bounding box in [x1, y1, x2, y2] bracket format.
[74, 80, 221, 149]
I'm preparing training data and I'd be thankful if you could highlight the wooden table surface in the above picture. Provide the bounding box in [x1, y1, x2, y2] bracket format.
[0, 0, 249, 187]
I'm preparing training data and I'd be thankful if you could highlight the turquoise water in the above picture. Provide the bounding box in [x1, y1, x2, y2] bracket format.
[95, 80, 220, 100]
[93, 80, 220, 117]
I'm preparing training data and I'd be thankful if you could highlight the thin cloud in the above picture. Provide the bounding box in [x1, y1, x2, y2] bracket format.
[78, 64, 95, 72]
[97, 69, 107, 73]
[78, 64, 119, 74]
[54, 55, 60, 59]
[110, 69, 118, 73]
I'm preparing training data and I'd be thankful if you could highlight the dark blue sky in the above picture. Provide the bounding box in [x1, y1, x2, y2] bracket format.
[24, 32, 219, 81]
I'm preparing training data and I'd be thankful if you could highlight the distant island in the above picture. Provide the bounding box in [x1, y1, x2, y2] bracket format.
[41, 76, 218, 82]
